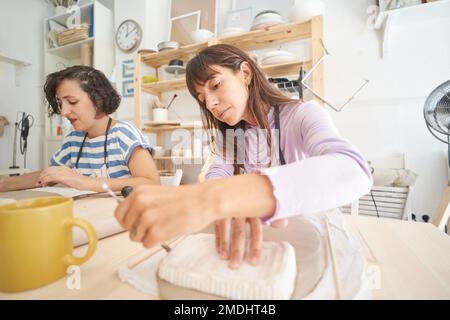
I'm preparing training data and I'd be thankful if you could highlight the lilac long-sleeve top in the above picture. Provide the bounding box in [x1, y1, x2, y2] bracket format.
[205, 100, 373, 224]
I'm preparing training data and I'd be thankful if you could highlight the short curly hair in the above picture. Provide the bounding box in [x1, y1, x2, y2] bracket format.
[44, 65, 121, 117]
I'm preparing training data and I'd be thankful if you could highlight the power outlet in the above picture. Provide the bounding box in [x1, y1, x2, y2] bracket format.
[411, 213, 430, 223]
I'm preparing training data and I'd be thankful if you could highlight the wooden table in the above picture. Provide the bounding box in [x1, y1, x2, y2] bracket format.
[346, 215, 450, 299]
[1, 192, 450, 300]
[0, 168, 31, 176]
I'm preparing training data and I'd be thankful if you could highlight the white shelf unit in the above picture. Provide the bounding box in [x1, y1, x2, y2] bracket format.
[0, 53, 32, 86]
[374, 0, 450, 57]
[42, 1, 115, 166]
[0, 53, 31, 66]
[47, 37, 95, 59]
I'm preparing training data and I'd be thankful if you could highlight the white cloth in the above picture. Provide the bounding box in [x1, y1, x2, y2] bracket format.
[117, 250, 168, 297]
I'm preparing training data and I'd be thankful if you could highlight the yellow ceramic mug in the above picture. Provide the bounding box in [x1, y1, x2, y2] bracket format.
[0, 196, 97, 292]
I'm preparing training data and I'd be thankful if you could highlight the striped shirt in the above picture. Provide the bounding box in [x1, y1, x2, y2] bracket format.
[51, 120, 152, 179]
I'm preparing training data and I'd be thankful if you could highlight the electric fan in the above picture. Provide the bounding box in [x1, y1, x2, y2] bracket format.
[423, 80, 450, 231]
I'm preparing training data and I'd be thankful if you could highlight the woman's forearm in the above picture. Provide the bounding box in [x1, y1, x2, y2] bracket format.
[202, 173, 276, 221]
[0, 171, 42, 192]
[83, 175, 160, 192]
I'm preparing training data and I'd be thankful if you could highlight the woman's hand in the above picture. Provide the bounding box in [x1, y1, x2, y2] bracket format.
[114, 184, 217, 249]
[0, 177, 6, 192]
[215, 217, 262, 269]
[215, 217, 289, 269]
[37, 166, 91, 189]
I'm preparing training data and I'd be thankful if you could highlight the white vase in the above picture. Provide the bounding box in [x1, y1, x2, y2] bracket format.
[55, 6, 67, 15]
[289, 0, 325, 23]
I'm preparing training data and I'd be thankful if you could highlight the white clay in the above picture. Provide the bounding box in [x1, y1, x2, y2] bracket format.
[158, 233, 297, 300]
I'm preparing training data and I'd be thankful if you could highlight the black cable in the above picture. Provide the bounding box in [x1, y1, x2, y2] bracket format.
[370, 190, 380, 218]
[17, 113, 34, 168]
[298, 65, 303, 100]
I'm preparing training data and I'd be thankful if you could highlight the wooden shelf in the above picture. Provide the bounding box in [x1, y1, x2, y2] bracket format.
[217, 20, 312, 51]
[47, 37, 94, 59]
[261, 60, 311, 78]
[141, 60, 311, 95]
[140, 20, 312, 69]
[141, 42, 208, 68]
[142, 78, 186, 95]
[142, 124, 203, 133]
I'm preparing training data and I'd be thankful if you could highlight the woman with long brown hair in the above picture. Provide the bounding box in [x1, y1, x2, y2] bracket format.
[115, 44, 372, 269]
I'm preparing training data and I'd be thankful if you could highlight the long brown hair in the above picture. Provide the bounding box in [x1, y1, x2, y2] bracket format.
[186, 44, 296, 171]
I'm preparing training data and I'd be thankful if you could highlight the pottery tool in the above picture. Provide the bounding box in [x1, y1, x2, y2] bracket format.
[126, 235, 185, 270]
[100, 182, 122, 203]
[165, 93, 178, 110]
[100, 181, 171, 253]
[72, 191, 115, 200]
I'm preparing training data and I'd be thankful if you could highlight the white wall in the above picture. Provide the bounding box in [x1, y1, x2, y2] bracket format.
[321, 0, 450, 219]
[0, 0, 53, 171]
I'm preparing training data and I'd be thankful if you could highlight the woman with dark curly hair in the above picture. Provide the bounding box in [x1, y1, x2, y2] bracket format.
[0, 65, 159, 192]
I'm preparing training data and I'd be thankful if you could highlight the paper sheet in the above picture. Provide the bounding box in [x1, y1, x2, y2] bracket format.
[72, 197, 124, 247]
[33, 186, 96, 198]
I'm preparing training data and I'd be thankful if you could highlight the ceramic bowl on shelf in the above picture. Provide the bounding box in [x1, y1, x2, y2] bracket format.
[138, 48, 156, 54]
[157, 41, 181, 51]
[164, 59, 186, 76]
[190, 29, 214, 43]
[254, 10, 283, 21]
[220, 27, 247, 37]
[250, 22, 284, 31]
[250, 10, 285, 30]
[260, 50, 297, 66]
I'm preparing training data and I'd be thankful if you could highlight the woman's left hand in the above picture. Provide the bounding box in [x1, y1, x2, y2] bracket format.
[37, 166, 90, 189]
[215, 217, 263, 269]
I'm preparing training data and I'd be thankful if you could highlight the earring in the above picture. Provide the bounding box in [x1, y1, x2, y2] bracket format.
[95, 111, 105, 119]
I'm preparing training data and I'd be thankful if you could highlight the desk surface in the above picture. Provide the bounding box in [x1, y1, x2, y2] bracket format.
[1, 193, 450, 300]
[0, 168, 31, 176]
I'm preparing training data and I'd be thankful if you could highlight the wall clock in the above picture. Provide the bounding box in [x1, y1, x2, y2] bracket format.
[115, 19, 142, 52]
